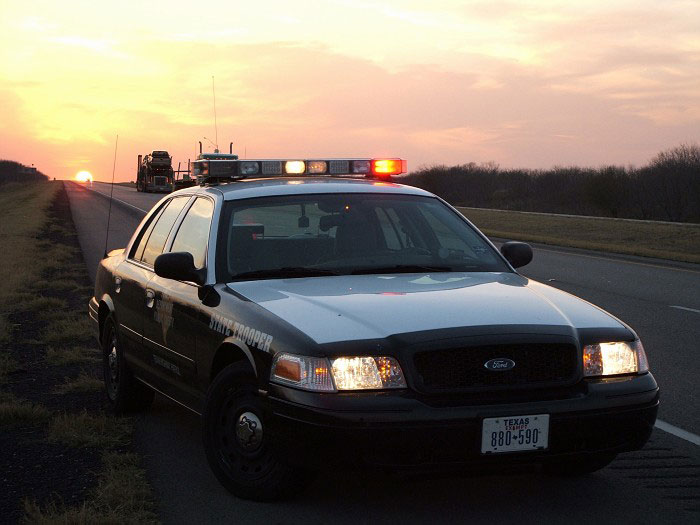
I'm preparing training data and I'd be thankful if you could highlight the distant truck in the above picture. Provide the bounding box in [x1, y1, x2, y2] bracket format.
[191, 142, 239, 185]
[136, 151, 174, 192]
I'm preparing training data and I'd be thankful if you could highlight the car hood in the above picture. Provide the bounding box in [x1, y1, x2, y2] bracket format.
[227, 272, 625, 344]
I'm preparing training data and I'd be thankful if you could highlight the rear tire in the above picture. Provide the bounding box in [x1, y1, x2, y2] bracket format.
[543, 452, 616, 476]
[202, 362, 314, 501]
[102, 317, 154, 414]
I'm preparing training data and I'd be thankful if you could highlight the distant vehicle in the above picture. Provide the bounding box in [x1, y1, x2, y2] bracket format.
[89, 156, 658, 501]
[172, 160, 196, 191]
[136, 151, 174, 193]
[191, 141, 239, 185]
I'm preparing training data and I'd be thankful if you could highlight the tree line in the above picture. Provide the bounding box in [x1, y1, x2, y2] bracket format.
[402, 144, 700, 223]
[0, 160, 48, 184]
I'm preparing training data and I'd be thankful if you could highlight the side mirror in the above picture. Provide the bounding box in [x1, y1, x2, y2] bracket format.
[500, 241, 533, 269]
[154, 252, 206, 286]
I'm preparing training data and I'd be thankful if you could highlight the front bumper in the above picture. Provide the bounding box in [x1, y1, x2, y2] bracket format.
[266, 373, 659, 470]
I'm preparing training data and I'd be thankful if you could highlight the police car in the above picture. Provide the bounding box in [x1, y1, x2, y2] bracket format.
[88, 158, 659, 501]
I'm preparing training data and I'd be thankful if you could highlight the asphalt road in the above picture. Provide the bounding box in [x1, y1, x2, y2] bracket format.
[66, 180, 700, 524]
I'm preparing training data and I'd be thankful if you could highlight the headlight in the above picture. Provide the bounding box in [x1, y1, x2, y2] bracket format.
[583, 340, 649, 377]
[331, 356, 406, 390]
[270, 353, 406, 391]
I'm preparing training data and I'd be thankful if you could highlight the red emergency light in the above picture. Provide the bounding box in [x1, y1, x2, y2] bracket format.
[371, 159, 407, 177]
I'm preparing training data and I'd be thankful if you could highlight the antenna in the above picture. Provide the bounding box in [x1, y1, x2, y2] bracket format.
[103, 134, 119, 258]
[203, 136, 217, 150]
[212, 75, 219, 151]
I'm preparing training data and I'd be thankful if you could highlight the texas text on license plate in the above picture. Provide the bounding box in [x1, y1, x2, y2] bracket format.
[481, 414, 550, 454]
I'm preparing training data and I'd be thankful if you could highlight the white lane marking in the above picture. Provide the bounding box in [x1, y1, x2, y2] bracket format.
[655, 419, 700, 447]
[670, 305, 700, 314]
[85, 184, 149, 213]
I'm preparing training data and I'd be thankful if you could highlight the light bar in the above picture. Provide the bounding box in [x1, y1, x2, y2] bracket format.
[197, 158, 406, 184]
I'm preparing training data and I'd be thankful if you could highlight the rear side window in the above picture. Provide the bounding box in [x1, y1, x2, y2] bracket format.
[170, 197, 214, 269]
[140, 197, 190, 266]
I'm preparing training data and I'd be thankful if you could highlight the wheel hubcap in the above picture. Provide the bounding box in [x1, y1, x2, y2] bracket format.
[236, 412, 263, 452]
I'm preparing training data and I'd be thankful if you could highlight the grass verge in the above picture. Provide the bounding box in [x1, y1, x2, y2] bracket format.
[23, 452, 157, 524]
[46, 346, 100, 366]
[48, 410, 132, 448]
[458, 207, 700, 263]
[0, 394, 51, 424]
[0, 183, 59, 343]
[0, 181, 157, 522]
[56, 371, 103, 394]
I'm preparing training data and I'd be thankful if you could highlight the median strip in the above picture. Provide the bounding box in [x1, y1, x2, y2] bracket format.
[458, 206, 700, 264]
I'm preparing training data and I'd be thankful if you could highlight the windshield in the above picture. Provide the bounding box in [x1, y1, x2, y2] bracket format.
[216, 193, 509, 281]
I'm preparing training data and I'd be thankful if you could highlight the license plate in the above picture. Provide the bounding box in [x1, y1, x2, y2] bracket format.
[481, 414, 549, 454]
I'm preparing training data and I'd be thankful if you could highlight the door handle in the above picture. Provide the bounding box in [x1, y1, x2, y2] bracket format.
[145, 289, 155, 308]
[115, 276, 122, 294]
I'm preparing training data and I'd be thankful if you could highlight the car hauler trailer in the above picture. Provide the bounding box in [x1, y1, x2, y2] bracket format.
[136, 151, 174, 193]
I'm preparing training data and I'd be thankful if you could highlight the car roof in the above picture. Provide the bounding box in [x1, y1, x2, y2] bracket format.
[172, 177, 435, 201]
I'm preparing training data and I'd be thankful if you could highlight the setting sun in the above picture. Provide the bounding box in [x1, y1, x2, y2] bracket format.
[75, 171, 93, 182]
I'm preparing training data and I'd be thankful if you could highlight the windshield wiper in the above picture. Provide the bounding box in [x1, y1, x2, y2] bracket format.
[230, 267, 341, 281]
[350, 264, 454, 275]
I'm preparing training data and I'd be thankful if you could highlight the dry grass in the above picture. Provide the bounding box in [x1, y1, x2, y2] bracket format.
[0, 395, 51, 425]
[0, 182, 59, 340]
[23, 452, 158, 524]
[46, 346, 100, 366]
[0, 182, 157, 522]
[48, 410, 131, 448]
[458, 207, 700, 263]
[56, 372, 103, 394]
[41, 315, 93, 345]
[32, 278, 82, 292]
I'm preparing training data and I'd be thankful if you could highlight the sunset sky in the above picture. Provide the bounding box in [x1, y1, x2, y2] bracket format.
[1, 0, 698, 181]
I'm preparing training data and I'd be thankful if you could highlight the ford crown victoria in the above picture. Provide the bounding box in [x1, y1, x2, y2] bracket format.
[88, 158, 659, 500]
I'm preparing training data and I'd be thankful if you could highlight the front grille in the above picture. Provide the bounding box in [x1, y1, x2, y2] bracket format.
[154, 176, 167, 186]
[413, 343, 578, 393]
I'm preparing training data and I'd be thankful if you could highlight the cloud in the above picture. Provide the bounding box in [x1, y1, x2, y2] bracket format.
[1, 2, 699, 178]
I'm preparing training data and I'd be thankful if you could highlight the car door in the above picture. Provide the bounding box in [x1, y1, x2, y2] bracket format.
[142, 196, 215, 404]
[118, 195, 191, 378]
[112, 199, 169, 366]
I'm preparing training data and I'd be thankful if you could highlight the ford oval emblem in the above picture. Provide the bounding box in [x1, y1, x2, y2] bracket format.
[484, 358, 516, 371]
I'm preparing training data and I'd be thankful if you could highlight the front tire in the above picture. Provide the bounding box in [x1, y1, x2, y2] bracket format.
[543, 452, 616, 476]
[102, 317, 154, 414]
[202, 363, 313, 501]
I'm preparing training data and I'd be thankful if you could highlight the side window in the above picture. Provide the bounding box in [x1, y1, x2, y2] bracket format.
[130, 204, 167, 261]
[140, 197, 190, 266]
[170, 198, 215, 269]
